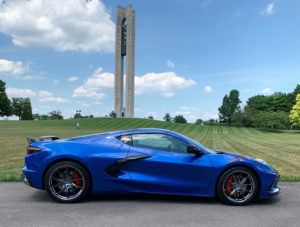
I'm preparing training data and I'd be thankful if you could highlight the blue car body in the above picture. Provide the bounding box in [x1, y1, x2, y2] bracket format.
[22, 128, 280, 199]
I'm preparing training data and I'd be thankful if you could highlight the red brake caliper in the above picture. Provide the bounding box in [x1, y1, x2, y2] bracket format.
[225, 176, 233, 195]
[73, 172, 82, 186]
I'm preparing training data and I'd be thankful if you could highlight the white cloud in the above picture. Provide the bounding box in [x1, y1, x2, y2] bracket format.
[174, 111, 198, 123]
[6, 87, 36, 97]
[172, 106, 201, 123]
[262, 88, 272, 94]
[53, 80, 59, 84]
[68, 76, 79, 82]
[0, 59, 26, 75]
[180, 106, 199, 111]
[94, 101, 102, 105]
[167, 59, 175, 69]
[38, 90, 69, 103]
[73, 68, 196, 99]
[242, 89, 250, 93]
[260, 3, 274, 15]
[78, 101, 102, 107]
[73, 85, 106, 99]
[81, 103, 91, 107]
[22, 75, 46, 80]
[40, 105, 50, 109]
[39, 90, 53, 97]
[135, 72, 197, 97]
[163, 92, 175, 98]
[204, 85, 213, 93]
[203, 110, 219, 120]
[0, 0, 114, 52]
[39, 97, 69, 103]
[135, 107, 143, 112]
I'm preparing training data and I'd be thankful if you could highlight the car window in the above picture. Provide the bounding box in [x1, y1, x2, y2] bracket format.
[117, 135, 133, 146]
[132, 133, 188, 154]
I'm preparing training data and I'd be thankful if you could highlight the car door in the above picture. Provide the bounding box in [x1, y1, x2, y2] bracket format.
[126, 133, 212, 195]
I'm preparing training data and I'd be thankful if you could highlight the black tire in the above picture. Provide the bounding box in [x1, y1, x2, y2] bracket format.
[216, 166, 259, 205]
[44, 161, 91, 203]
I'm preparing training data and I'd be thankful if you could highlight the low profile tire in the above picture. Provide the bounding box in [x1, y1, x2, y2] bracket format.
[216, 166, 259, 205]
[44, 161, 91, 203]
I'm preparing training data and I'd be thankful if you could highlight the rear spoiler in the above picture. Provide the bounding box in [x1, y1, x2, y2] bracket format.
[27, 136, 60, 144]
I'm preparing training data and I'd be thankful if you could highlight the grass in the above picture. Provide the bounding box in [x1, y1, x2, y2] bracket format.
[0, 117, 300, 182]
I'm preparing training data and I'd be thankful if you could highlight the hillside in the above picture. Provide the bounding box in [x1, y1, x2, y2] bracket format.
[0, 117, 299, 181]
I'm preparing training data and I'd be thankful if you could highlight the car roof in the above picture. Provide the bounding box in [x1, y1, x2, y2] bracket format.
[66, 128, 175, 142]
[120, 128, 173, 135]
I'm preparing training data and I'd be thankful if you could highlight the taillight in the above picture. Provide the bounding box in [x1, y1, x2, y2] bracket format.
[27, 146, 41, 154]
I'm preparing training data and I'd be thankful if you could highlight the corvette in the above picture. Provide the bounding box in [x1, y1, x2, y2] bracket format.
[22, 128, 281, 205]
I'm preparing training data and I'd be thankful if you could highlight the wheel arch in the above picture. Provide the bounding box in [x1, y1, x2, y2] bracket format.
[42, 158, 93, 191]
[214, 164, 261, 198]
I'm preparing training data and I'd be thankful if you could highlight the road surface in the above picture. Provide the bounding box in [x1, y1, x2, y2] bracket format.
[0, 182, 299, 227]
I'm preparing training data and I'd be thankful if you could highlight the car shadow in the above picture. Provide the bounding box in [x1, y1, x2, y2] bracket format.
[88, 193, 219, 205]
[31, 190, 281, 206]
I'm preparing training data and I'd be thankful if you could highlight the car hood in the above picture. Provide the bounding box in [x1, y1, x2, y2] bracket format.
[212, 149, 255, 162]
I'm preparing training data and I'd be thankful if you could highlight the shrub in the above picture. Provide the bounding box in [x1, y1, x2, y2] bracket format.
[253, 111, 290, 129]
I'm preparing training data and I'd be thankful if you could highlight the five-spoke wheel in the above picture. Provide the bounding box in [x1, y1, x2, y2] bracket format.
[44, 161, 91, 203]
[217, 167, 258, 205]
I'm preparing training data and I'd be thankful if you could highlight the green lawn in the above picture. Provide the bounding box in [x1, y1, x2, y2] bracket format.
[0, 117, 300, 181]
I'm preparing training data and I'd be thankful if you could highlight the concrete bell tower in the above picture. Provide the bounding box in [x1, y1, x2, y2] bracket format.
[114, 6, 135, 118]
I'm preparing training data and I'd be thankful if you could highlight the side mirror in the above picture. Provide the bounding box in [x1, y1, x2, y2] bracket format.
[187, 145, 203, 156]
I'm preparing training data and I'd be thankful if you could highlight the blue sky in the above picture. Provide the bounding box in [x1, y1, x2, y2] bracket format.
[0, 0, 299, 122]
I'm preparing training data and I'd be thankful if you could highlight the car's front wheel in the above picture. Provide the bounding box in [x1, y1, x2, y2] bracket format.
[44, 161, 91, 203]
[217, 166, 259, 205]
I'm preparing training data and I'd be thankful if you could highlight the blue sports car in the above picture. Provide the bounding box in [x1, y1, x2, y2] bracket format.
[22, 128, 281, 205]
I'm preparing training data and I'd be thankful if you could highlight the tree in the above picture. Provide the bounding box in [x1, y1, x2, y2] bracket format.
[74, 112, 82, 119]
[290, 94, 300, 127]
[147, 116, 154, 120]
[109, 111, 116, 118]
[21, 98, 33, 120]
[246, 95, 270, 112]
[218, 89, 241, 125]
[33, 113, 40, 120]
[195, 119, 203, 125]
[48, 110, 63, 120]
[12, 97, 33, 120]
[40, 114, 49, 120]
[173, 115, 187, 124]
[0, 80, 12, 117]
[231, 107, 255, 127]
[270, 92, 292, 112]
[254, 111, 290, 129]
[204, 119, 218, 126]
[163, 113, 172, 122]
[246, 85, 300, 113]
[12, 98, 23, 119]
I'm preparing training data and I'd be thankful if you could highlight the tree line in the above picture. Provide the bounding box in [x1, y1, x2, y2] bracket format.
[2, 77, 300, 129]
[218, 85, 300, 129]
[158, 85, 300, 129]
[0, 79, 65, 120]
[0, 80, 33, 120]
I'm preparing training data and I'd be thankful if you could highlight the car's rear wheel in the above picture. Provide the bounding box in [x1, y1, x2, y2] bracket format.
[44, 161, 91, 203]
[217, 166, 258, 205]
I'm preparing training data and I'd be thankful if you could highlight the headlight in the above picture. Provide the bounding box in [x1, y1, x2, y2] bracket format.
[252, 158, 269, 166]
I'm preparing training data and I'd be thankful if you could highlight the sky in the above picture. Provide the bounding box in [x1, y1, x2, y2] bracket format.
[0, 0, 300, 122]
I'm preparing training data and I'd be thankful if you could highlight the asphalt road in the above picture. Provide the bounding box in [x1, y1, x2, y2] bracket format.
[0, 182, 299, 227]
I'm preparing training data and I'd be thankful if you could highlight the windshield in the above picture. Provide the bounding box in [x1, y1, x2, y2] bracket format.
[177, 133, 217, 154]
